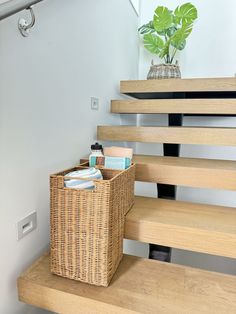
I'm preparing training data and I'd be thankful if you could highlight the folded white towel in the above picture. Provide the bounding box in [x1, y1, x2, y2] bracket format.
[64, 168, 103, 190]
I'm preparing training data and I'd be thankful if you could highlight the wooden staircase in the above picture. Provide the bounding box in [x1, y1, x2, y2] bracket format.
[126, 196, 236, 258]
[18, 78, 236, 313]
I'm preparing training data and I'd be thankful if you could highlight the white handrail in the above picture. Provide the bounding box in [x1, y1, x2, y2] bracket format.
[0, 0, 43, 21]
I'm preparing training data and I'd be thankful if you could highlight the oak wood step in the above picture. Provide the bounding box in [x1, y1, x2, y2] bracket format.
[133, 154, 236, 190]
[18, 253, 236, 314]
[80, 155, 236, 190]
[111, 99, 236, 114]
[125, 196, 236, 258]
[97, 126, 236, 146]
[120, 78, 236, 94]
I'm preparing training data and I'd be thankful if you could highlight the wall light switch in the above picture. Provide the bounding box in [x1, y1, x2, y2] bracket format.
[17, 211, 37, 240]
[91, 97, 99, 110]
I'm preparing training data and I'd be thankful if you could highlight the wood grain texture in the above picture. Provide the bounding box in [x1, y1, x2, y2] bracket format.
[111, 99, 236, 114]
[80, 155, 236, 190]
[120, 77, 236, 94]
[133, 154, 236, 190]
[18, 253, 236, 314]
[97, 126, 236, 146]
[125, 196, 236, 258]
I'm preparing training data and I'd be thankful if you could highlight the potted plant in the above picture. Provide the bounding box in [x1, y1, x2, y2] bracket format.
[139, 2, 198, 79]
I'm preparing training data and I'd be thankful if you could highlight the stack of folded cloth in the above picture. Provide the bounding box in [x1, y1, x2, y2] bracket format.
[64, 167, 103, 190]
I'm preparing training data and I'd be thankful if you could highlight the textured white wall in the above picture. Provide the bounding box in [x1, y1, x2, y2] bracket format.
[135, 0, 236, 274]
[0, 1, 139, 313]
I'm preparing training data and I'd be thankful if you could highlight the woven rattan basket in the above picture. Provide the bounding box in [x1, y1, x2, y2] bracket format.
[50, 164, 135, 287]
[147, 62, 181, 80]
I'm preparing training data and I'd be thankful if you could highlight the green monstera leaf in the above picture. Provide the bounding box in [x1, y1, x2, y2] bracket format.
[138, 21, 155, 34]
[171, 39, 186, 51]
[138, 2, 197, 63]
[174, 2, 198, 25]
[159, 39, 171, 59]
[153, 6, 173, 33]
[171, 23, 193, 49]
[166, 26, 177, 37]
[143, 33, 164, 55]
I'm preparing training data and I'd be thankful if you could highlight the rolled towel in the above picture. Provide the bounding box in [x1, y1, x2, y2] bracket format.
[64, 167, 103, 190]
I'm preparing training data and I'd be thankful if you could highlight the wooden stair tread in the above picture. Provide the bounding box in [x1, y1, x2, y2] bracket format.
[133, 154, 236, 171]
[120, 78, 236, 95]
[18, 253, 236, 314]
[111, 99, 236, 114]
[80, 155, 236, 190]
[125, 196, 236, 258]
[97, 125, 236, 146]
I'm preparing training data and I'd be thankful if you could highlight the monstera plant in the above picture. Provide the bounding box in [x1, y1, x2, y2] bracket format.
[139, 2, 198, 79]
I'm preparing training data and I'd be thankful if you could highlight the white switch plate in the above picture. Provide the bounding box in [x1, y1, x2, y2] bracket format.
[91, 97, 99, 110]
[17, 211, 37, 240]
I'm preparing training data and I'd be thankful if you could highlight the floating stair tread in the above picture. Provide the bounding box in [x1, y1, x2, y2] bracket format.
[125, 196, 236, 258]
[134, 154, 236, 190]
[133, 154, 236, 171]
[97, 125, 236, 146]
[120, 78, 236, 95]
[18, 253, 236, 314]
[80, 155, 236, 190]
[111, 99, 236, 114]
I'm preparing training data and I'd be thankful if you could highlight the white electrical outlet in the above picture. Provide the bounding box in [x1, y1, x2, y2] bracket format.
[91, 97, 99, 110]
[17, 211, 37, 240]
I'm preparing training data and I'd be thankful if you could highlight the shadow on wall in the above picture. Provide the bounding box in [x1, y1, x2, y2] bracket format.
[129, 0, 140, 15]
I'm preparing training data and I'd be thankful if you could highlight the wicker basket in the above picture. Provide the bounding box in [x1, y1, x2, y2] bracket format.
[147, 62, 181, 80]
[50, 164, 135, 287]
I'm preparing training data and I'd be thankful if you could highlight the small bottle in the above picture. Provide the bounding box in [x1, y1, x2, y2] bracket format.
[89, 143, 104, 167]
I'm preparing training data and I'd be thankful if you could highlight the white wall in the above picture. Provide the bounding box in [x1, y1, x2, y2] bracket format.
[136, 0, 236, 274]
[129, 0, 140, 15]
[0, 1, 139, 313]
